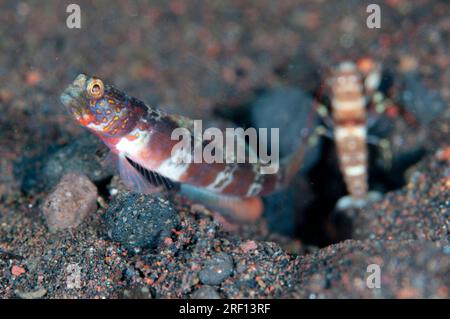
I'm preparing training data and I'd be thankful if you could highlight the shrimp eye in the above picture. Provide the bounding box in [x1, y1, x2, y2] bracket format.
[87, 78, 104, 99]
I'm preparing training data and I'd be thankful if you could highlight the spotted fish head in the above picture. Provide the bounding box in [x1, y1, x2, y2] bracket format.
[60, 74, 145, 137]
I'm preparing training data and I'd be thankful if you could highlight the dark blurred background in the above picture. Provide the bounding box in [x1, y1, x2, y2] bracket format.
[2, 0, 448, 144]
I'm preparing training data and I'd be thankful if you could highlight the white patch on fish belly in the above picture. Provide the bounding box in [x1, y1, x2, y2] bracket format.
[157, 147, 191, 181]
[207, 165, 237, 192]
[87, 121, 108, 131]
[345, 165, 365, 176]
[116, 128, 150, 157]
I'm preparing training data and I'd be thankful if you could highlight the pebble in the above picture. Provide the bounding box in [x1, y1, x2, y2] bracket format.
[15, 288, 47, 299]
[436, 147, 450, 162]
[240, 240, 258, 253]
[11, 265, 26, 277]
[42, 172, 98, 231]
[199, 252, 234, 285]
[121, 285, 154, 299]
[190, 285, 221, 299]
[25, 70, 42, 86]
[103, 193, 179, 251]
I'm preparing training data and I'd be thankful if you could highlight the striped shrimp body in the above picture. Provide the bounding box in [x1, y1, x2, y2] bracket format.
[330, 62, 369, 200]
[323, 60, 384, 209]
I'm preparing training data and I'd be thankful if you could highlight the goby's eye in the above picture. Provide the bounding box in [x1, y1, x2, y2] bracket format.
[87, 78, 104, 99]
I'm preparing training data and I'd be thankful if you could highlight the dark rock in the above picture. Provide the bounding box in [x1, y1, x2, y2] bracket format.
[199, 252, 234, 285]
[401, 72, 447, 126]
[104, 193, 179, 252]
[17, 133, 112, 193]
[41, 133, 112, 188]
[263, 189, 296, 236]
[367, 113, 427, 193]
[249, 87, 322, 174]
[282, 51, 321, 93]
[42, 172, 98, 231]
[263, 177, 314, 237]
[190, 285, 221, 299]
[15, 150, 54, 194]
